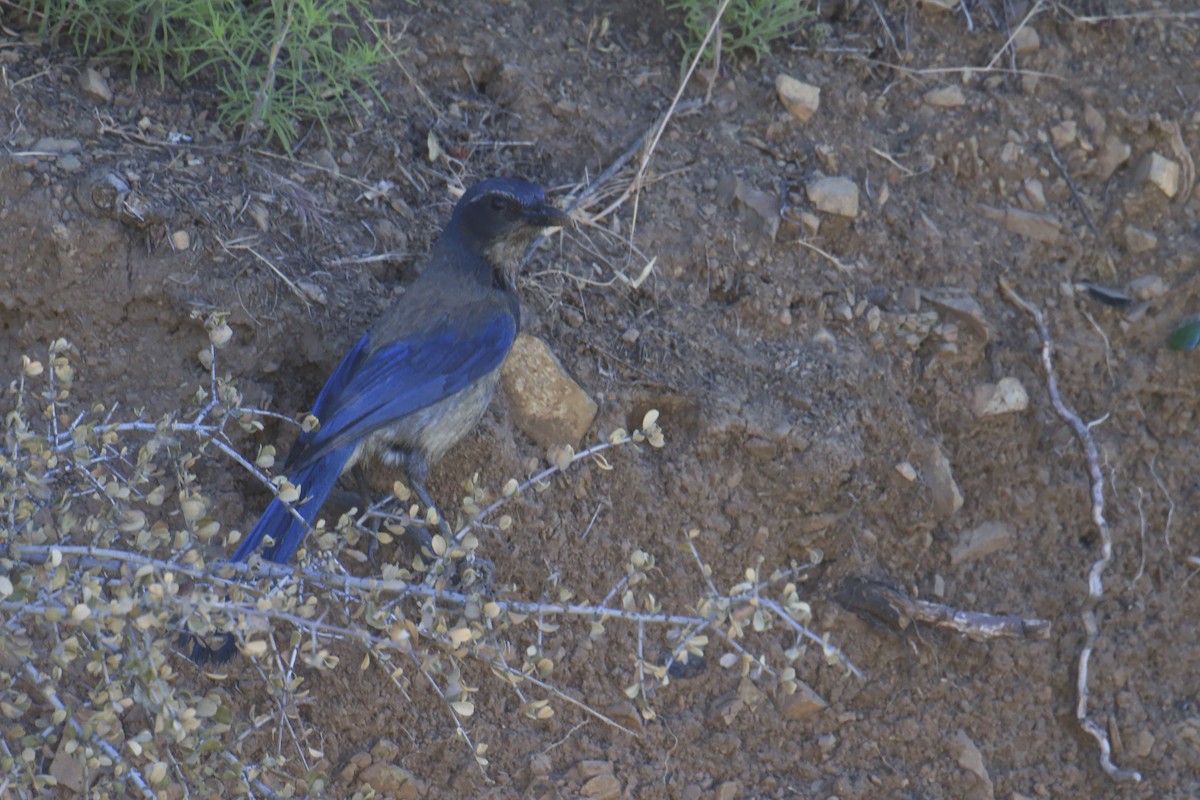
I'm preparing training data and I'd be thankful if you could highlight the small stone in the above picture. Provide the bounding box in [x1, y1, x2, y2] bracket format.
[807, 176, 859, 218]
[1135, 152, 1181, 198]
[778, 680, 827, 720]
[58, 154, 82, 172]
[359, 763, 419, 800]
[775, 74, 820, 123]
[32, 137, 82, 155]
[922, 289, 990, 342]
[581, 773, 621, 800]
[1097, 135, 1131, 180]
[1022, 178, 1046, 210]
[1003, 206, 1061, 243]
[817, 733, 837, 757]
[716, 781, 741, 800]
[50, 737, 86, 793]
[1128, 275, 1167, 301]
[1132, 730, 1155, 758]
[918, 0, 959, 11]
[924, 85, 966, 108]
[574, 761, 614, 779]
[620, 326, 641, 345]
[952, 521, 1016, 565]
[1084, 104, 1107, 138]
[79, 67, 113, 103]
[1012, 26, 1040, 53]
[501, 334, 598, 449]
[1049, 120, 1077, 148]
[953, 730, 994, 793]
[832, 303, 853, 322]
[922, 440, 963, 520]
[1123, 226, 1157, 254]
[799, 210, 820, 236]
[171, 229, 191, 251]
[972, 377, 1029, 417]
[895, 461, 917, 481]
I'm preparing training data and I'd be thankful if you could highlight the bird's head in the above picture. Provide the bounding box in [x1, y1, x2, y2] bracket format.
[450, 178, 570, 278]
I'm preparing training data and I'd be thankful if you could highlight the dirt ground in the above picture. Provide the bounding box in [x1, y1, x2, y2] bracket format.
[2, 0, 1199, 797]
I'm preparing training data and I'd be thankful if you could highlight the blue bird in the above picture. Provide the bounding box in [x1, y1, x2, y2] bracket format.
[190, 177, 568, 661]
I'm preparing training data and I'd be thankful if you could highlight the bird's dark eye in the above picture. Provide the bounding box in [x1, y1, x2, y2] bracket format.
[490, 196, 509, 212]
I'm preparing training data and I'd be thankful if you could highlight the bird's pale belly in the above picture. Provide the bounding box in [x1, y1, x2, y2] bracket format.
[353, 369, 502, 481]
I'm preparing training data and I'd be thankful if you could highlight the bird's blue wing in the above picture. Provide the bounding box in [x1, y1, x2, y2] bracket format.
[283, 308, 516, 472]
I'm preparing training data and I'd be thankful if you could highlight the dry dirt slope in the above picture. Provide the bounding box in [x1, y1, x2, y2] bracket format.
[1, 0, 1199, 797]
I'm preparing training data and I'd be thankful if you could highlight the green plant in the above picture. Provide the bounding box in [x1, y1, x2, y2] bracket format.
[666, 0, 816, 66]
[20, 0, 387, 151]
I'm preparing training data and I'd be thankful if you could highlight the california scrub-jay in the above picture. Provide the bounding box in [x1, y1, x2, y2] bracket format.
[190, 177, 568, 661]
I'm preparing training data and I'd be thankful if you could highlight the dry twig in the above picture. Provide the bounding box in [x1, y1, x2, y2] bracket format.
[999, 277, 1142, 783]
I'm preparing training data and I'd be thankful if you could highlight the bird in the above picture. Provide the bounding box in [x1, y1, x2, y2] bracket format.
[188, 177, 569, 662]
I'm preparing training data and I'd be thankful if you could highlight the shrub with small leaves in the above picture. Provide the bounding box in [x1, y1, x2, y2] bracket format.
[665, 0, 817, 67]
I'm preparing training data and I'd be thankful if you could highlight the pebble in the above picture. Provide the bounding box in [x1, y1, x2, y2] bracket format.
[1097, 135, 1131, 180]
[1123, 225, 1157, 254]
[1022, 177, 1046, 210]
[807, 176, 859, 218]
[922, 440, 963, 520]
[895, 461, 917, 481]
[779, 680, 827, 720]
[972, 377, 1029, 416]
[32, 137, 82, 154]
[1013, 26, 1040, 53]
[775, 74, 820, 123]
[924, 85, 966, 108]
[1135, 151, 1181, 198]
[1002, 206, 1061, 243]
[171, 230, 191, 251]
[952, 521, 1016, 564]
[500, 333, 598, 449]
[1128, 274, 1166, 301]
[79, 67, 112, 103]
[1049, 120, 1077, 148]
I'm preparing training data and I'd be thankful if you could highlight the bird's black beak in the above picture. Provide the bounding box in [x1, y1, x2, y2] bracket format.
[524, 203, 571, 230]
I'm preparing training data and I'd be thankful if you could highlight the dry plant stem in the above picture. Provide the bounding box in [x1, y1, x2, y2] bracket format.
[999, 278, 1142, 783]
[626, 0, 732, 247]
[1047, 137, 1099, 238]
[985, 0, 1045, 69]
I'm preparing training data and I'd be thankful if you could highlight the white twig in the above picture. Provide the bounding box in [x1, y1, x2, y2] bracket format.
[999, 278, 1142, 783]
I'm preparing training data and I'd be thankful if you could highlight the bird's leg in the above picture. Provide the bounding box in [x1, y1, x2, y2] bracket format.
[352, 464, 383, 564]
[408, 474, 494, 592]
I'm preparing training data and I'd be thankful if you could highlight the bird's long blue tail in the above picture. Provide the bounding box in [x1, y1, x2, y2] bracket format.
[230, 442, 357, 565]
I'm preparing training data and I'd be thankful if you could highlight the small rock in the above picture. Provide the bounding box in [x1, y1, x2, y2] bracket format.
[716, 781, 742, 800]
[171, 229, 191, 251]
[895, 461, 917, 481]
[832, 302, 853, 322]
[1128, 275, 1167, 301]
[818, 733, 837, 757]
[924, 85, 966, 108]
[807, 176, 859, 218]
[732, 178, 781, 240]
[1012, 26, 1040, 53]
[1003, 206, 1061, 243]
[972, 377, 1029, 417]
[953, 729, 995, 797]
[775, 74, 820, 123]
[620, 326, 640, 345]
[58, 154, 83, 172]
[1123, 225, 1157, 254]
[1132, 730, 1155, 758]
[952, 521, 1016, 565]
[79, 67, 112, 103]
[581, 774, 622, 800]
[501, 333, 598, 449]
[50, 737, 86, 793]
[918, 0, 960, 11]
[922, 288, 990, 342]
[1084, 104, 1107, 139]
[1022, 178, 1046, 210]
[1049, 120, 1077, 148]
[574, 760, 614, 779]
[1135, 151, 1181, 198]
[778, 680, 827, 720]
[32, 137, 82, 155]
[1097, 135, 1131, 180]
[359, 763, 419, 800]
[922, 440, 963, 520]
[799, 210, 820, 236]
